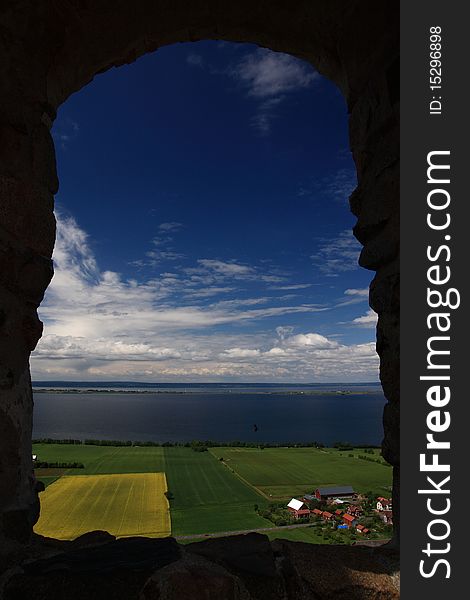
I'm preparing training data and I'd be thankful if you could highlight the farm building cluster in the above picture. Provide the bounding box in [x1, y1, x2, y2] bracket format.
[287, 486, 393, 535]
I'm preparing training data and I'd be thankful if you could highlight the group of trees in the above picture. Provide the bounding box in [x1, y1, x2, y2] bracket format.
[33, 438, 384, 451]
[32, 438, 336, 449]
[34, 461, 84, 469]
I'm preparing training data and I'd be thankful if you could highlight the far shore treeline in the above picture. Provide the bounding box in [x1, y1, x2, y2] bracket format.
[32, 438, 382, 451]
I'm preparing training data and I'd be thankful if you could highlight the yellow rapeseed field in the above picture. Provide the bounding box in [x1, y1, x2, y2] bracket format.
[34, 472, 171, 540]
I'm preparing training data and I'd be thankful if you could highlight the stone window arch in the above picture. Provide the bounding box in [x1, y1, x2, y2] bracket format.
[0, 0, 399, 546]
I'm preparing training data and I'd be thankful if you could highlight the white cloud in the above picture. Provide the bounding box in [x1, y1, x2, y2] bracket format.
[344, 288, 369, 298]
[145, 250, 185, 262]
[334, 287, 370, 309]
[224, 348, 261, 358]
[230, 48, 316, 135]
[158, 222, 183, 232]
[31, 213, 379, 382]
[298, 168, 357, 205]
[286, 333, 338, 349]
[232, 49, 316, 98]
[271, 283, 313, 291]
[311, 229, 361, 276]
[197, 259, 254, 277]
[352, 309, 378, 328]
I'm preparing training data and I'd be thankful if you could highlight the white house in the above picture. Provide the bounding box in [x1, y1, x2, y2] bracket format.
[287, 498, 310, 519]
[376, 497, 392, 511]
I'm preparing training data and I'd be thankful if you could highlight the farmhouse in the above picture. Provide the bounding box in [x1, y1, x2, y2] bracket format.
[287, 498, 310, 519]
[312, 508, 323, 517]
[314, 486, 356, 501]
[376, 497, 392, 511]
[322, 511, 334, 521]
[356, 525, 370, 534]
[342, 513, 357, 528]
[347, 505, 363, 518]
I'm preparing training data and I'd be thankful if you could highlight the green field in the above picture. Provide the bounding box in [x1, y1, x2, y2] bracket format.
[209, 447, 392, 499]
[32, 443, 392, 540]
[265, 527, 325, 544]
[163, 447, 269, 535]
[34, 473, 170, 540]
[33, 444, 166, 475]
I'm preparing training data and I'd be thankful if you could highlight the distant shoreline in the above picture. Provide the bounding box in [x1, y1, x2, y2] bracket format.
[32, 388, 378, 396]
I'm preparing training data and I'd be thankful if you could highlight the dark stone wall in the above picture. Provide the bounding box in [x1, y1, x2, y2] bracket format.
[0, 0, 399, 545]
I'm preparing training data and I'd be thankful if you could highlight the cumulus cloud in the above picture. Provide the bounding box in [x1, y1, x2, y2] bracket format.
[285, 333, 338, 349]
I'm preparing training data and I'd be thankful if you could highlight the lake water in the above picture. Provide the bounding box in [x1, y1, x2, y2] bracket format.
[32, 383, 386, 446]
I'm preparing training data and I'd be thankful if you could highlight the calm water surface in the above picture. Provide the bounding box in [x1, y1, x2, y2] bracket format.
[32, 383, 386, 445]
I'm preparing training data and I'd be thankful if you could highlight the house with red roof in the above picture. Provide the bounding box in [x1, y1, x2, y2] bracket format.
[376, 497, 392, 511]
[347, 505, 363, 518]
[287, 498, 311, 519]
[342, 513, 357, 528]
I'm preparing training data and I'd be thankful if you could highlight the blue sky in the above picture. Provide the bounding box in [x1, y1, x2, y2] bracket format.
[31, 41, 378, 382]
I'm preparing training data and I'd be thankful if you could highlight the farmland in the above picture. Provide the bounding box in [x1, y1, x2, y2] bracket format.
[34, 473, 170, 540]
[33, 444, 271, 538]
[209, 447, 392, 499]
[163, 447, 269, 535]
[32, 443, 392, 541]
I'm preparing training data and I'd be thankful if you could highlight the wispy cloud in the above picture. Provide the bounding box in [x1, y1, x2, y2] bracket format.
[271, 283, 313, 291]
[186, 53, 204, 68]
[158, 222, 183, 232]
[298, 168, 357, 204]
[52, 117, 80, 150]
[230, 49, 317, 135]
[197, 259, 254, 277]
[311, 230, 361, 276]
[351, 309, 378, 328]
[232, 49, 316, 98]
[129, 223, 185, 268]
[344, 288, 369, 298]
